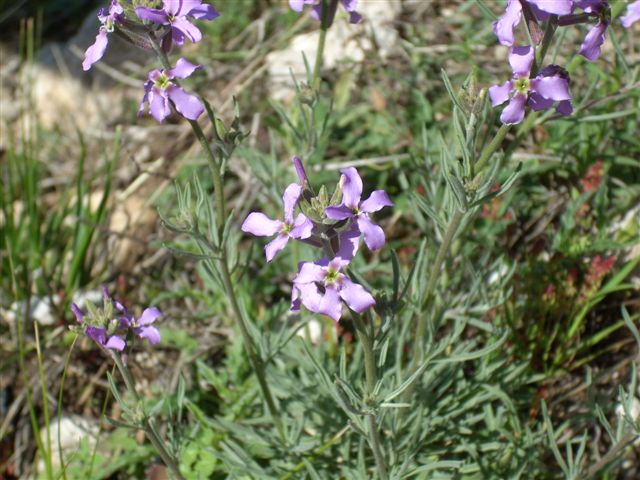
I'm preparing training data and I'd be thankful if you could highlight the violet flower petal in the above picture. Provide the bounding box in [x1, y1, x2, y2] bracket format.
[339, 167, 363, 208]
[527, 92, 554, 111]
[335, 224, 361, 263]
[579, 21, 607, 61]
[360, 190, 393, 213]
[556, 100, 573, 115]
[168, 57, 201, 79]
[339, 277, 375, 313]
[82, 30, 109, 71]
[292, 156, 308, 184]
[295, 262, 327, 284]
[528, 0, 572, 15]
[135, 7, 169, 24]
[265, 234, 290, 262]
[166, 85, 204, 120]
[500, 92, 528, 125]
[325, 204, 353, 220]
[172, 16, 203, 43]
[289, 0, 306, 12]
[621, 1, 640, 27]
[164, 0, 183, 16]
[105, 335, 126, 350]
[290, 213, 313, 239]
[357, 215, 386, 251]
[136, 326, 161, 345]
[509, 45, 534, 76]
[85, 326, 107, 345]
[189, 3, 220, 20]
[493, 0, 522, 47]
[291, 281, 320, 312]
[315, 285, 342, 322]
[241, 212, 282, 236]
[149, 91, 171, 123]
[71, 303, 84, 322]
[530, 76, 571, 101]
[489, 80, 513, 107]
[138, 307, 161, 326]
[282, 183, 302, 224]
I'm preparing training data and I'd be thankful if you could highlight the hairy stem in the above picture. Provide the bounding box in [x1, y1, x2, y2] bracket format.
[312, 0, 330, 90]
[148, 35, 286, 441]
[110, 352, 185, 480]
[352, 313, 388, 480]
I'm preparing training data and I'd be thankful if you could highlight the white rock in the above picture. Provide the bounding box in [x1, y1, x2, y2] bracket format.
[2, 295, 60, 327]
[296, 318, 323, 344]
[38, 415, 99, 472]
[266, 0, 402, 101]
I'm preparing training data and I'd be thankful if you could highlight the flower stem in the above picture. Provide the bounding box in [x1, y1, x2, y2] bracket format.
[312, 0, 330, 90]
[352, 313, 388, 480]
[402, 120, 512, 409]
[148, 35, 286, 442]
[110, 352, 185, 480]
[217, 257, 287, 442]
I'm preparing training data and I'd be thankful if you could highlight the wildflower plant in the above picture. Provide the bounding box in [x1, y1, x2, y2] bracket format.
[61, 0, 640, 478]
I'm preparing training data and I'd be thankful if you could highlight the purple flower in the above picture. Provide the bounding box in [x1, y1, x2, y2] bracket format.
[82, 1, 124, 71]
[71, 303, 126, 351]
[118, 307, 162, 345]
[325, 167, 393, 251]
[621, 1, 640, 27]
[528, 65, 574, 115]
[103, 288, 162, 345]
[138, 58, 204, 123]
[290, 0, 361, 26]
[291, 256, 375, 322]
[135, 0, 219, 47]
[242, 183, 313, 262]
[574, 0, 610, 61]
[292, 156, 308, 184]
[493, 0, 572, 46]
[488, 46, 572, 124]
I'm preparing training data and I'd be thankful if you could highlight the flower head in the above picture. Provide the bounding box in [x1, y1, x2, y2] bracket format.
[489, 46, 572, 124]
[70, 302, 126, 351]
[290, 0, 361, 27]
[138, 58, 204, 123]
[325, 167, 393, 251]
[82, 0, 124, 71]
[528, 64, 573, 116]
[242, 183, 313, 262]
[117, 306, 162, 345]
[574, 0, 610, 61]
[291, 254, 375, 322]
[493, 0, 572, 46]
[104, 287, 162, 345]
[621, 0, 640, 27]
[135, 0, 219, 48]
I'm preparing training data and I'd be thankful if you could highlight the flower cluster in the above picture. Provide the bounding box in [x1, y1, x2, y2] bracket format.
[490, 0, 637, 124]
[494, 0, 612, 60]
[83, 0, 219, 123]
[489, 46, 572, 125]
[242, 159, 392, 322]
[71, 288, 161, 351]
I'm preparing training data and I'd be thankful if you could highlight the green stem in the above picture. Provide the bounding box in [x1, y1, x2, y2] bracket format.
[110, 352, 185, 480]
[312, 0, 330, 90]
[353, 314, 376, 398]
[473, 123, 511, 174]
[188, 119, 226, 222]
[148, 35, 285, 441]
[352, 314, 388, 480]
[218, 258, 287, 441]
